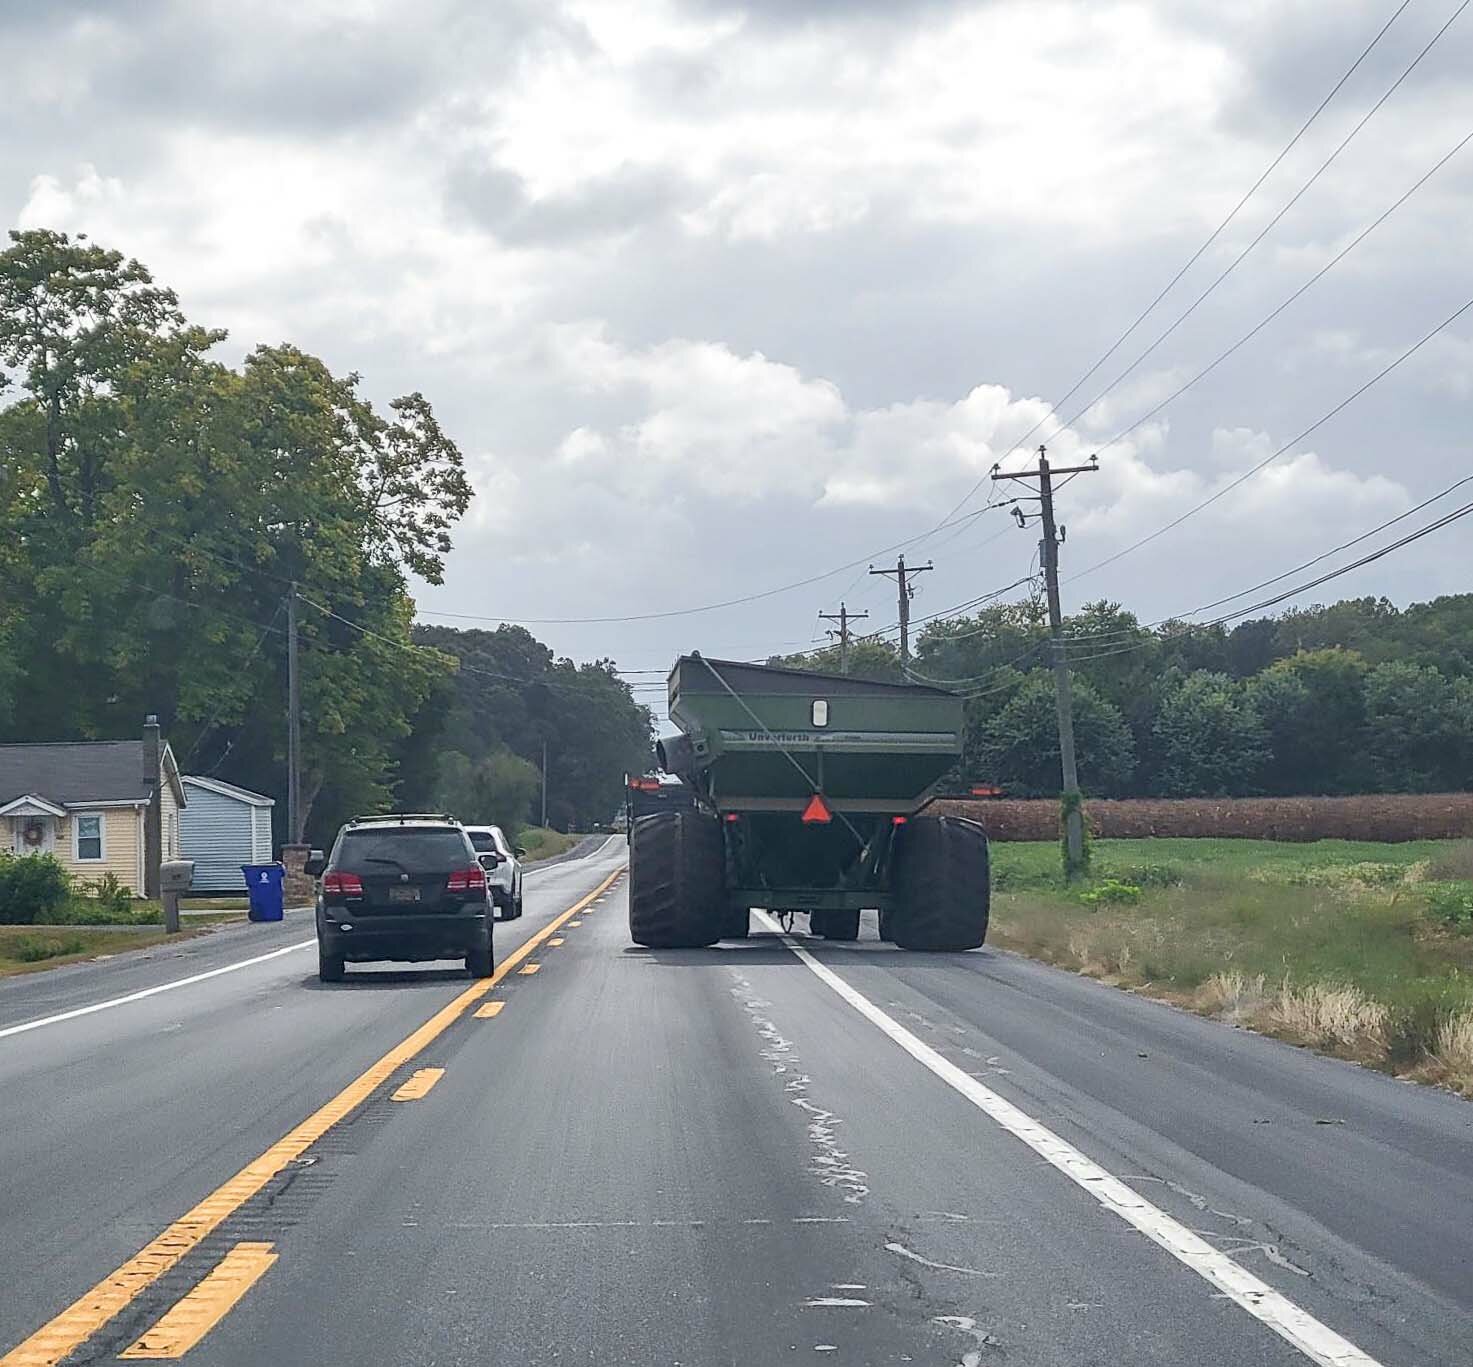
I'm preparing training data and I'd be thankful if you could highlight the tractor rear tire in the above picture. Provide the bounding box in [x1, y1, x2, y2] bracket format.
[892, 816, 990, 952]
[723, 906, 751, 939]
[629, 809, 726, 948]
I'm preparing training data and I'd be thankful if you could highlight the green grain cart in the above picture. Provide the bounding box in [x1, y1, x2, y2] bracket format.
[628, 654, 990, 950]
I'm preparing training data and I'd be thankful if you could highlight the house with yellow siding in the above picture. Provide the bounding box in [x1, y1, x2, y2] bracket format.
[0, 717, 185, 898]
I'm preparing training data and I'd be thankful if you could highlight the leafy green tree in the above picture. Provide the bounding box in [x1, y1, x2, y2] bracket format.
[963, 671, 1135, 797]
[1246, 648, 1368, 794]
[912, 600, 1046, 687]
[1226, 617, 1281, 678]
[409, 626, 653, 830]
[769, 639, 901, 683]
[0, 230, 472, 840]
[432, 747, 542, 832]
[1150, 672, 1268, 796]
[1360, 662, 1473, 792]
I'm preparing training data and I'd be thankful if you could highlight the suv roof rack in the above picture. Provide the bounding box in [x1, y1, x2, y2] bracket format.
[347, 812, 459, 826]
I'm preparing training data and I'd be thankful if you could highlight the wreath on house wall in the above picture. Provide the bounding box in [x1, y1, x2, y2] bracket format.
[21, 820, 46, 848]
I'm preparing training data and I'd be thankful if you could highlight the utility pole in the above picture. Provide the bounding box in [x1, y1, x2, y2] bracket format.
[287, 583, 302, 844]
[541, 737, 549, 828]
[869, 555, 932, 666]
[993, 445, 1098, 877]
[819, 602, 869, 674]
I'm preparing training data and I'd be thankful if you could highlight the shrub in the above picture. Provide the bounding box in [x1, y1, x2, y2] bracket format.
[1097, 860, 1184, 889]
[9, 933, 87, 963]
[1079, 879, 1142, 907]
[49, 899, 162, 926]
[1423, 883, 1473, 930]
[0, 854, 72, 924]
[85, 872, 133, 917]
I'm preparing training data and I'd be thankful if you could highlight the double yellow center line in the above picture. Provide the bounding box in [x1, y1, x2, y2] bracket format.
[1, 867, 622, 1367]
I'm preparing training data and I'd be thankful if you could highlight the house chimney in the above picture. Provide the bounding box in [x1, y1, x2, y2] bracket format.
[143, 715, 161, 784]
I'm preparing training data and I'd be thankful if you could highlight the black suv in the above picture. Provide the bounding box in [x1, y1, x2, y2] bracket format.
[306, 815, 494, 982]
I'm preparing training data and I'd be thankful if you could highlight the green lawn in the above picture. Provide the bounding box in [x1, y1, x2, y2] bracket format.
[989, 837, 1473, 1096]
[516, 827, 582, 861]
[0, 924, 210, 976]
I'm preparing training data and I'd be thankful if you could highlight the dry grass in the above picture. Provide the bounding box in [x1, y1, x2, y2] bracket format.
[1266, 982, 1389, 1054]
[1194, 971, 1269, 1021]
[1430, 1012, 1473, 1094]
[1428, 840, 1473, 883]
[990, 838, 1473, 1099]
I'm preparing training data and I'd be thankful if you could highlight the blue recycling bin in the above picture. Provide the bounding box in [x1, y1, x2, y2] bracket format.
[243, 863, 286, 922]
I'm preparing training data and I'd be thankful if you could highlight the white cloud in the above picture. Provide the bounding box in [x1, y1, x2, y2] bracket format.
[5, 0, 1469, 669]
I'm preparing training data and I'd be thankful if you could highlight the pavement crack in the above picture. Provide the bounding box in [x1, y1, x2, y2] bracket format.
[729, 971, 870, 1205]
[884, 1241, 995, 1278]
[933, 1314, 1003, 1363]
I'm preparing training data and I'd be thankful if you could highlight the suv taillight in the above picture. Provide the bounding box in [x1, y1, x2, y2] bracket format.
[447, 865, 486, 892]
[323, 871, 364, 896]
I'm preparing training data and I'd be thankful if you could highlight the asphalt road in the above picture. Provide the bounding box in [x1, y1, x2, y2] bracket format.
[1, 840, 1470, 1366]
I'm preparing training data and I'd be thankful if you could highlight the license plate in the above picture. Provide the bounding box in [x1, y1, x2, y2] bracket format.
[387, 886, 420, 904]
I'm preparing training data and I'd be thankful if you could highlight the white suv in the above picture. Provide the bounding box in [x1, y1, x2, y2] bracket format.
[464, 825, 524, 921]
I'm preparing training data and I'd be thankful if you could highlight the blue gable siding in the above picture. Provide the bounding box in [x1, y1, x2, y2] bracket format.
[179, 780, 273, 892]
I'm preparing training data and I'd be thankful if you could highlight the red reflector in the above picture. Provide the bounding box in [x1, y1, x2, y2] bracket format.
[448, 865, 486, 891]
[724, 813, 740, 824]
[891, 815, 908, 826]
[323, 871, 363, 896]
[801, 793, 832, 825]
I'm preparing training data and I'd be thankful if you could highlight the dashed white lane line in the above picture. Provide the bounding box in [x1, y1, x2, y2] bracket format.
[753, 910, 1381, 1367]
[0, 940, 315, 1042]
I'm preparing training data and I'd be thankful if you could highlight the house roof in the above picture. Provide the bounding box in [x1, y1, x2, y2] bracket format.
[182, 775, 275, 808]
[0, 740, 186, 808]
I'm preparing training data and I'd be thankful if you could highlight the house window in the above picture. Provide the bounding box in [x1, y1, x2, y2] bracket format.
[76, 813, 104, 862]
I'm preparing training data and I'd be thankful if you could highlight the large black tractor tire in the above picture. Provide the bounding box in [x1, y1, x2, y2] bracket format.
[811, 909, 860, 941]
[629, 809, 726, 948]
[891, 816, 990, 952]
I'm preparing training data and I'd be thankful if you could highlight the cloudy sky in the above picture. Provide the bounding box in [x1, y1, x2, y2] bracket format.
[7, 0, 1471, 719]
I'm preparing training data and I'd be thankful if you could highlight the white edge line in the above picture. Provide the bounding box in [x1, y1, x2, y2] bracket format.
[1, 853, 625, 1043]
[751, 909, 1380, 1367]
[0, 940, 315, 1041]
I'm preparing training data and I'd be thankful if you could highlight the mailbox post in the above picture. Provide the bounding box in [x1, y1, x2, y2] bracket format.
[159, 859, 195, 934]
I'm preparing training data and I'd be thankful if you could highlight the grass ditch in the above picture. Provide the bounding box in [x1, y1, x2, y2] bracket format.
[989, 837, 1473, 1098]
[515, 827, 582, 861]
[0, 924, 206, 976]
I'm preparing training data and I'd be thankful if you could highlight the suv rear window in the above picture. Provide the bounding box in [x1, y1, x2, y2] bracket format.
[468, 831, 496, 853]
[335, 828, 473, 874]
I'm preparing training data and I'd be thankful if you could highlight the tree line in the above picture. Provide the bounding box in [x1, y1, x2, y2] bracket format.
[0, 230, 651, 844]
[774, 594, 1473, 798]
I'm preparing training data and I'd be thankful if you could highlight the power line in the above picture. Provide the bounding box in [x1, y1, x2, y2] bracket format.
[1045, 0, 1469, 444]
[1087, 123, 1473, 460]
[181, 599, 288, 768]
[1063, 492, 1473, 663]
[298, 593, 647, 698]
[1048, 472, 1473, 652]
[923, 0, 1419, 534]
[412, 505, 1002, 627]
[1068, 292, 1473, 584]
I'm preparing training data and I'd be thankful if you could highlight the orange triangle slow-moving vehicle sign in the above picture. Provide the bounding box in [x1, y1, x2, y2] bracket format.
[801, 792, 832, 825]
